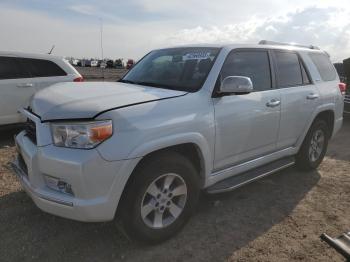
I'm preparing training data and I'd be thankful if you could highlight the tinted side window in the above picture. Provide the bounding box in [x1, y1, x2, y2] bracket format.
[0, 56, 30, 80]
[274, 51, 303, 87]
[20, 58, 67, 77]
[221, 51, 272, 91]
[309, 53, 336, 81]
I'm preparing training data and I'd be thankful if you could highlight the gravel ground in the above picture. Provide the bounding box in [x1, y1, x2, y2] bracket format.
[0, 69, 349, 261]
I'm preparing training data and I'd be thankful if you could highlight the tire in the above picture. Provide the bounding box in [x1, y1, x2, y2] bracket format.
[118, 151, 200, 243]
[296, 119, 329, 171]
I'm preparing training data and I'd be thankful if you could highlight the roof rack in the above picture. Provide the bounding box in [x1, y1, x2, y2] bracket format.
[259, 40, 320, 50]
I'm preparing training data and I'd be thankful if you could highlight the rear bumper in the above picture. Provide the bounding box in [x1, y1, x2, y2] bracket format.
[11, 131, 140, 222]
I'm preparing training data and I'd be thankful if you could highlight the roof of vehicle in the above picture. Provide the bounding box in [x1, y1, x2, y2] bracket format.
[0, 51, 64, 60]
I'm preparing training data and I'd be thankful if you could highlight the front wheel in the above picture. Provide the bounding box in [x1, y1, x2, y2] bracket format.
[118, 152, 200, 243]
[296, 119, 329, 171]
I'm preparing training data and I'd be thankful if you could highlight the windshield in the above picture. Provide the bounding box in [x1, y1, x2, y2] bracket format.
[120, 47, 220, 92]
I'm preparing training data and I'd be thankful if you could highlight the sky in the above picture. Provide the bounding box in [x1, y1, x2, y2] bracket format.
[0, 0, 349, 62]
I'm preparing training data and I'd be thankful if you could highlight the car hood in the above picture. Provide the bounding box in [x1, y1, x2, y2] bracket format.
[30, 82, 187, 121]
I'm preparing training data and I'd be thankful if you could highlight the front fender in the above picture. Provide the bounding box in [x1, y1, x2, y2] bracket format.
[127, 132, 213, 178]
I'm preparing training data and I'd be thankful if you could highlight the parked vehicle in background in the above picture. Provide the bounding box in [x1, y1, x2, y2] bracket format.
[100, 60, 107, 68]
[0, 51, 83, 126]
[115, 59, 124, 68]
[344, 94, 350, 114]
[97, 60, 105, 68]
[69, 58, 80, 66]
[90, 60, 98, 67]
[84, 59, 92, 67]
[106, 60, 114, 68]
[126, 59, 135, 69]
[334, 62, 346, 83]
[11, 42, 344, 243]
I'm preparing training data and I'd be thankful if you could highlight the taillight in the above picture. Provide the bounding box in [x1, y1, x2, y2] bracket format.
[339, 83, 347, 95]
[73, 76, 84, 82]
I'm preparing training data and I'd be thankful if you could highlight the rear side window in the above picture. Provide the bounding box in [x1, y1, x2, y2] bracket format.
[20, 58, 67, 77]
[0, 56, 30, 80]
[301, 62, 311, 85]
[309, 53, 336, 81]
[221, 50, 272, 91]
[274, 51, 303, 87]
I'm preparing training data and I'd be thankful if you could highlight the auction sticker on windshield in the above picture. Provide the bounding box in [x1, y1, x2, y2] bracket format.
[183, 52, 211, 60]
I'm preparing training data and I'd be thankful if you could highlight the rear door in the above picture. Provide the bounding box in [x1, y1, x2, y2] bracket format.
[19, 58, 70, 91]
[213, 49, 281, 170]
[0, 56, 36, 125]
[272, 50, 320, 149]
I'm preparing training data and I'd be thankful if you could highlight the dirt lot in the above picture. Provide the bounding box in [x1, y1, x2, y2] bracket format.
[0, 69, 349, 261]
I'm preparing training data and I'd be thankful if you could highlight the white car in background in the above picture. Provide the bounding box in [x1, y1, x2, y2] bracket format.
[90, 60, 99, 67]
[0, 52, 83, 126]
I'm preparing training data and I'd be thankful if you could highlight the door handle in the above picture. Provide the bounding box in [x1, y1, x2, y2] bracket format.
[306, 93, 319, 100]
[266, 99, 281, 108]
[17, 83, 34, 88]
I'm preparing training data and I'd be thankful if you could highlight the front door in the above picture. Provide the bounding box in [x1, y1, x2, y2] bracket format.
[213, 50, 281, 170]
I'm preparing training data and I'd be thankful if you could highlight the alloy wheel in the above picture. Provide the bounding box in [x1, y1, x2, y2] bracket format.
[308, 129, 325, 162]
[140, 173, 188, 229]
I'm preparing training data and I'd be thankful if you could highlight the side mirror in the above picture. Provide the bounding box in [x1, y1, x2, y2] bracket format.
[219, 76, 253, 94]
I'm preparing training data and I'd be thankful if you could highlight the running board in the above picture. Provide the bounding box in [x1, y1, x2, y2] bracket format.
[206, 157, 295, 194]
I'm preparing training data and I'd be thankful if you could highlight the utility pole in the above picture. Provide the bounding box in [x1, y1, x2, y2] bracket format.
[100, 18, 105, 80]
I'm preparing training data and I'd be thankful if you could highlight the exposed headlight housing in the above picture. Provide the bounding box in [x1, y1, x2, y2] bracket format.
[51, 120, 113, 149]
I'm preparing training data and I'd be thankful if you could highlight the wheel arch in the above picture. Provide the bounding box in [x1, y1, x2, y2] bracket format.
[127, 133, 212, 181]
[296, 106, 335, 150]
[129, 141, 208, 187]
[313, 110, 335, 138]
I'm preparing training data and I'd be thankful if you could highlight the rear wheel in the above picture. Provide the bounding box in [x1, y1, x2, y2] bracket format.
[296, 119, 329, 171]
[118, 152, 200, 243]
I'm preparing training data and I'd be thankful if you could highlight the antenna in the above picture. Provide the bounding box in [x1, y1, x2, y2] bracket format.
[99, 18, 105, 81]
[48, 45, 55, 55]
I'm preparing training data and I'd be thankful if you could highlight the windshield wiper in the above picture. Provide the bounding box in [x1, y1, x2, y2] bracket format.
[119, 79, 178, 91]
[118, 79, 137, 84]
[135, 81, 165, 88]
[119, 80, 162, 88]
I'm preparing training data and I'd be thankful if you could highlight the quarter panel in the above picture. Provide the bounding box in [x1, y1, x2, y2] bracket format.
[277, 84, 320, 149]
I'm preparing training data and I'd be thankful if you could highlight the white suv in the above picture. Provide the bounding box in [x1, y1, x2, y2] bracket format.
[0, 52, 83, 126]
[11, 42, 344, 243]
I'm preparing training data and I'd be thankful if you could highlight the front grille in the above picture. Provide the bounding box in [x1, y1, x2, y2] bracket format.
[25, 118, 37, 144]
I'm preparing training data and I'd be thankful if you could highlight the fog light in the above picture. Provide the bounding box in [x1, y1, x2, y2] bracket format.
[44, 175, 74, 195]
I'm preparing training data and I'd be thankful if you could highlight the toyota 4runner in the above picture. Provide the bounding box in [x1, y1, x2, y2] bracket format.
[11, 41, 345, 243]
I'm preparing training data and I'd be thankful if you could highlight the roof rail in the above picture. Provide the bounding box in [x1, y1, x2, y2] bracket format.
[259, 40, 320, 50]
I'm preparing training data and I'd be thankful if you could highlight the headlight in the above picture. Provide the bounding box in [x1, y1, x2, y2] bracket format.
[51, 120, 113, 149]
